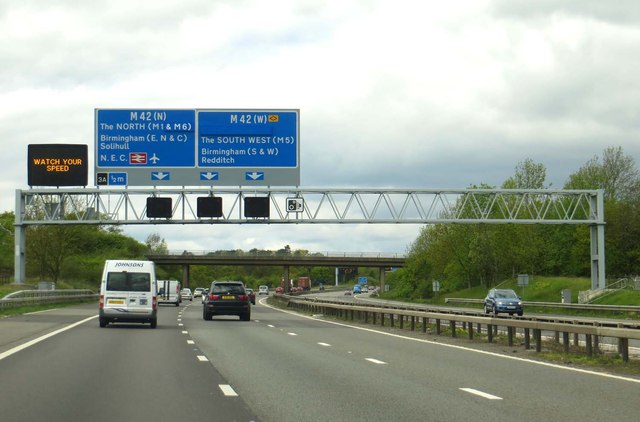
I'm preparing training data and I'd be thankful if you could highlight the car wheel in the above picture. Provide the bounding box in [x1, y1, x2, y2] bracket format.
[203, 310, 212, 321]
[517, 311, 523, 316]
[241, 312, 250, 321]
[150, 318, 157, 329]
[175, 301, 179, 307]
[493, 306, 499, 316]
[99, 317, 107, 328]
[483, 305, 489, 314]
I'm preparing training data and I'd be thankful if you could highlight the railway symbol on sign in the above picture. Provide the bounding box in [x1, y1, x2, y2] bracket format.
[130, 153, 147, 164]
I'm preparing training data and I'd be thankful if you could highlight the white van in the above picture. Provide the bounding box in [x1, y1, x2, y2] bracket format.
[157, 279, 181, 306]
[99, 260, 158, 328]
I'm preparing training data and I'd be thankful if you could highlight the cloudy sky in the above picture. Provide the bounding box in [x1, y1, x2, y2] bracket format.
[2, 0, 639, 254]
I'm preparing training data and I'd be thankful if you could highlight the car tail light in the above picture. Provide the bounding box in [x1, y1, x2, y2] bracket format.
[209, 294, 221, 300]
[238, 294, 248, 301]
[99, 295, 104, 309]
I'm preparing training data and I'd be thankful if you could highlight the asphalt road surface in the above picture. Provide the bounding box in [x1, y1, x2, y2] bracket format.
[1, 298, 640, 422]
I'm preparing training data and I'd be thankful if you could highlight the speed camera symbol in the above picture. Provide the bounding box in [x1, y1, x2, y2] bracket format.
[286, 198, 304, 213]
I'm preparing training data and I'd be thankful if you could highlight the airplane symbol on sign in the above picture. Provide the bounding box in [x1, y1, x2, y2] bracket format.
[130, 152, 147, 164]
[149, 153, 160, 164]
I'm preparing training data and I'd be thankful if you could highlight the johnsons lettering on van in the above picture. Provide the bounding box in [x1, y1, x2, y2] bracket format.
[99, 260, 158, 328]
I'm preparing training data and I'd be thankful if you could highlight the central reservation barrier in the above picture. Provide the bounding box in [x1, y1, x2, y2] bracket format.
[273, 295, 640, 362]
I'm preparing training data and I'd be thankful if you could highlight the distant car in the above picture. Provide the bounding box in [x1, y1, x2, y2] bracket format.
[246, 288, 256, 304]
[484, 288, 523, 316]
[201, 289, 209, 303]
[258, 285, 269, 295]
[193, 287, 205, 298]
[353, 285, 362, 294]
[275, 286, 284, 294]
[344, 290, 352, 296]
[203, 281, 250, 321]
[180, 288, 193, 301]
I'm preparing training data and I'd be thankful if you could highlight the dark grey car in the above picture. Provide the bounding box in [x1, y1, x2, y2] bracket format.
[483, 288, 523, 316]
[203, 281, 251, 321]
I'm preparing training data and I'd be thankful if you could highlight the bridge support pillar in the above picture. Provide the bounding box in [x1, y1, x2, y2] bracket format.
[283, 265, 290, 293]
[182, 264, 190, 288]
[379, 267, 386, 293]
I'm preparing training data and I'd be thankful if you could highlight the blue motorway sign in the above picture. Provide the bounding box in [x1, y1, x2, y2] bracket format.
[96, 109, 196, 167]
[95, 109, 299, 186]
[197, 110, 298, 168]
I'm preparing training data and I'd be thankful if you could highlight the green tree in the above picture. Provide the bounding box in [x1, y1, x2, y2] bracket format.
[146, 232, 168, 254]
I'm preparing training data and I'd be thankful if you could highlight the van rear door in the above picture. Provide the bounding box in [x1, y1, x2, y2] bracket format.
[105, 271, 153, 313]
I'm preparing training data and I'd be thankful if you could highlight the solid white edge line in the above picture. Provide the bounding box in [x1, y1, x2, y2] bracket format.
[460, 388, 503, 400]
[219, 384, 238, 396]
[260, 298, 640, 384]
[0, 315, 97, 361]
[24, 309, 58, 315]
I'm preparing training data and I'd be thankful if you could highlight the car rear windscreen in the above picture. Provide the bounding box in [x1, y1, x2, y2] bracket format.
[212, 284, 244, 294]
[107, 272, 151, 292]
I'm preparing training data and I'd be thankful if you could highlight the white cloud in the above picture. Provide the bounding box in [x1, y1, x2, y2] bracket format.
[2, 0, 639, 253]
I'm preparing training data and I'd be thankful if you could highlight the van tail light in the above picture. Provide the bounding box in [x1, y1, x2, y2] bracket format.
[99, 295, 104, 309]
[152, 297, 157, 310]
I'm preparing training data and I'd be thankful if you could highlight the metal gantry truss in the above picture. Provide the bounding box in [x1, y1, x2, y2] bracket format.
[16, 187, 603, 225]
[14, 187, 606, 290]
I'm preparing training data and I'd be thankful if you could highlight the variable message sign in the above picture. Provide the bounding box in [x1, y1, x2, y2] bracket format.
[28, 144, 88, 187]
[95, 109, 299, 186]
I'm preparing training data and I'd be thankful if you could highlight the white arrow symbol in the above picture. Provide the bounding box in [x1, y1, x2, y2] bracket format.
[149, 153, 160, 164]
[201, 172, 219, 180]
[246, 172, 264, 180]
[152, 172, 169, 180]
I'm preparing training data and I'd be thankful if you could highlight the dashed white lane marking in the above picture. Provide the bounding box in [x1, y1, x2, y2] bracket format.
[219, 384, 239, 397]
[459, 388, 503, 400]
[181, 331, 188, 334]
[318, 342, 331, 347]
[267, 324, 275, 328]
[197, 355, 209, 362]
[187, 340, 195, 345]
[365, 358, 387, 365]
[178, 323, 184, 327]
[287, 332, 298, 336]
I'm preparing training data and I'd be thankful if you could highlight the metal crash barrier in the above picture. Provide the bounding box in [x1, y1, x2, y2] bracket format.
[0, 289, 98, 309]
[274, 295, 640, 363]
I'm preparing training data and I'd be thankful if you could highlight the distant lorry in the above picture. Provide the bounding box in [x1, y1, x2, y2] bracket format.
[297, 277, 311, 291]
[157, 279, 181, 306]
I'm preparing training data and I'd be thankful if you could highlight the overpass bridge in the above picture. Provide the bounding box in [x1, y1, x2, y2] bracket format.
[146, 251, 406, 291]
